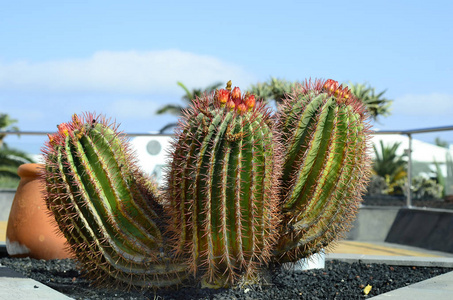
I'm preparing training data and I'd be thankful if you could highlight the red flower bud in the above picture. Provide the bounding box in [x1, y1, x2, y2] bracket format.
[216, 89, 230, 105]
[336, 86, 352, 104]
[342, 87, 351, 99]
[244, 94, 256, 110]
[227, 100, 236, 110]
[58, 123, 70, 137]
[72, 114, 82, 127]
[47, 133, 57, 146]
[334, 84, 344, 97]
[237, 103, 247, 114]
[231, 87, 241, 102]
[323, 79, 339, 94]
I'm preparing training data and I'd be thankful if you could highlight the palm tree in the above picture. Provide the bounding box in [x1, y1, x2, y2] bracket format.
[0, 113, 19, 148]
[156, 81, 223, 116]
[156, 81, 223, 133]
[0, 146, 34, 178]
[372, 141, 407, 193]
[347, 82, 392, 121]
[247, 77, 298, 105]
[0, 113, 34, 187]
[434, 153, 453, 198]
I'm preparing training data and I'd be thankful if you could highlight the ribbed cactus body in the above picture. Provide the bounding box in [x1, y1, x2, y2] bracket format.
[167, 86, 279, 286]
[43, 113, 186, 288]
[274, 79, 371, 262]
[40, 78, 373, 289]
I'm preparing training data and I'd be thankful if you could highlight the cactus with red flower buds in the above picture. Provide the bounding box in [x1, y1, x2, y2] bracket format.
[40, 77, 373, 290]
[42, 113, 187, 288]
[166, 82, 280, 287]
[273, 78, 372, 263]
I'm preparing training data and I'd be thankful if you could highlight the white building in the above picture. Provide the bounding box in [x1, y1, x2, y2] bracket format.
[129, 134, 173, 187]
[370, 134, 453, 164]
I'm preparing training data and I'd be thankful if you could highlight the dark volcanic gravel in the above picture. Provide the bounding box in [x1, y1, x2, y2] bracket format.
[0, 258, 451, 299]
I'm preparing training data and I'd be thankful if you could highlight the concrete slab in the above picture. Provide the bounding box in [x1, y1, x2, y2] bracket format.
[330, 240, 453, 257]
[370, 270, 453, 299]
[385, 208, 453, 253]
[0, 266, 72, 299]
[327, 253, 453, 268]
[347, 206, 400, 242]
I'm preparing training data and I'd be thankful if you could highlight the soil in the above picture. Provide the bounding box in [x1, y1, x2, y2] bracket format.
[0, 257, 451, 300]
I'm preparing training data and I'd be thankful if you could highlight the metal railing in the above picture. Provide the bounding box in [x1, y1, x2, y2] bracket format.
[373, 125, 453, 207]
[2, 125, 453, 208]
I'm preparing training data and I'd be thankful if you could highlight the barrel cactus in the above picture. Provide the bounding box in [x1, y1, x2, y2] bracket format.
[40, 78, 373, 290]
[165, 82, 281, 287]
[273, 78, 372, 263]
[42, 113, 187, 288]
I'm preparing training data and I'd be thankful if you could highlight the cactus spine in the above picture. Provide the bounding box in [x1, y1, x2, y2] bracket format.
[166, 82, 280, 287]
[42, 113, 187, 288]
[274, 79, 372, 263]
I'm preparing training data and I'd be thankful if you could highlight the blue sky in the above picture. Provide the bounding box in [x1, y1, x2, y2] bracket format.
[1, 0, 452, 154]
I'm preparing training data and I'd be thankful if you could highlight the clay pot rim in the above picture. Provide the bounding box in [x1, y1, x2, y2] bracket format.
[17, 163, 44, 178]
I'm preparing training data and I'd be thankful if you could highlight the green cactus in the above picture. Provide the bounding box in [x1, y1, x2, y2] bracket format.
[41, 78, 373, 290]
[42, 113, 187, 288]
[165, 82, 280, 287]
[273, 79, 372, 263]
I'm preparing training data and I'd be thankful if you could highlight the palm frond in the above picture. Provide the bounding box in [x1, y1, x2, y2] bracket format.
[155, 104, 185, 116]
[347, 82, 393, 120]
[372, 141, 407, 184]
[247, 77, 297, 104]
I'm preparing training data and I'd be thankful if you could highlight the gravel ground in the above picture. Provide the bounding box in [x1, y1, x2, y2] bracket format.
[362, 195, 453, 210]
[0, 257, 452, 300]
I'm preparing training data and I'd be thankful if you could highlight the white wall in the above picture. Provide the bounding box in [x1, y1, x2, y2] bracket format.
[129, 135, 173, 187]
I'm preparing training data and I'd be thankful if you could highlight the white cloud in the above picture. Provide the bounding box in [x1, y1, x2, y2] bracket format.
[394, 93, 453, 116]
[0, 50, 255, 94]
[107, 99, 163, 118]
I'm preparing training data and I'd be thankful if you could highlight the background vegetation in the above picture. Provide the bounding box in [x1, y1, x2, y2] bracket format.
[0, 113, 34, 188]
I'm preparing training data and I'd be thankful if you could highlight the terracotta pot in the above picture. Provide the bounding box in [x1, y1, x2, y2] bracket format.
[6, 163, 71, 259]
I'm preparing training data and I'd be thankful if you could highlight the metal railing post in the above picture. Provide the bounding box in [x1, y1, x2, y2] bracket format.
[406, 133, 413, 208]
